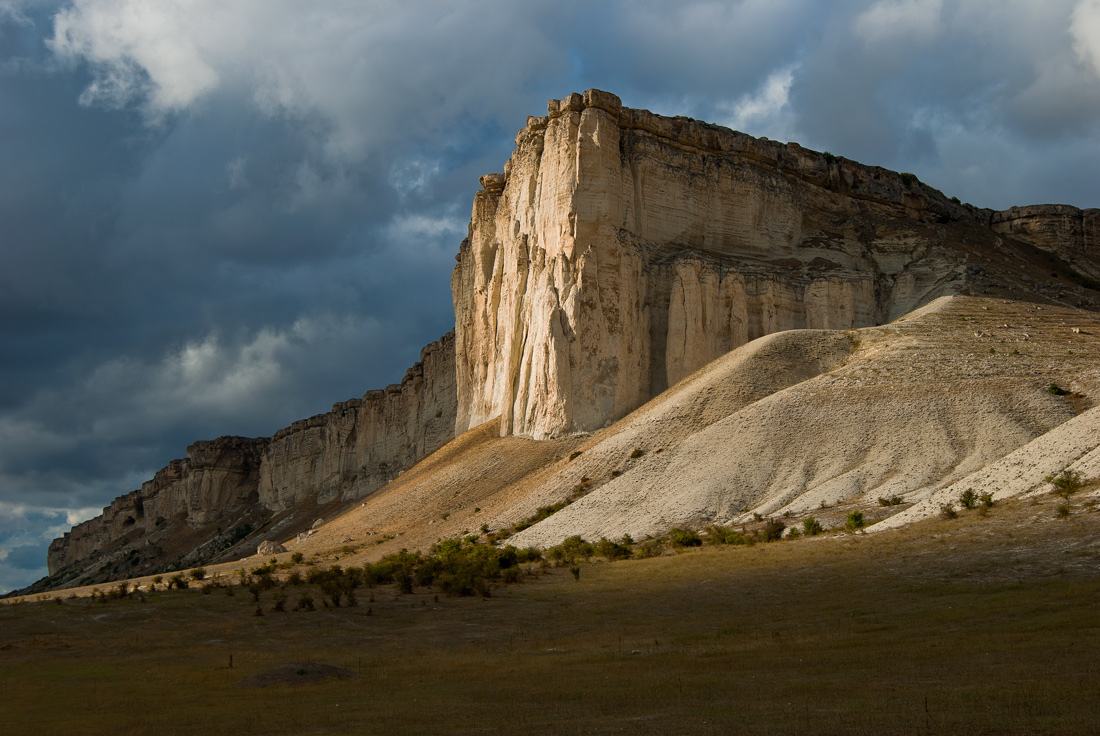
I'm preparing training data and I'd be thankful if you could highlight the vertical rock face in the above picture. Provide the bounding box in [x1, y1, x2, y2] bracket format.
[44, 88, 1098, 588]
[257, 333, 457, 510]
[452, 89, 978, 440]
[47, 435, 267, 575]
[46, 334, 456, 580]
[992, 205, 1100, 278]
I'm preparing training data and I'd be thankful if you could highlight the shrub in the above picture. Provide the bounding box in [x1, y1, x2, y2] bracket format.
[787, 527, 801, 539]
[190, 567, 206, 581]
[635, 539, 664, 559]
[595, 537, 632, 560]
[959, 489, 978, 510]
[1058, 503, 1072, 518]
[704, 524, 749, 545]
[668, 528, 702, 549]
[878, 495, 904, 507]
[548, 535, 595, 565]
[296, 593, 315, 611]
[291, 552, 304, 564]
[845, 512, 865, 531]
[512, 502, 569, 533]
[630, 448, 645, 459]
[940, 503, 958, 520]
[802, 518, 824, 537]
[1047, 470, 1083, 498]
[760, 519, 786, 542]
[979, 492, 995, 509]
[169, 573, 188, 590]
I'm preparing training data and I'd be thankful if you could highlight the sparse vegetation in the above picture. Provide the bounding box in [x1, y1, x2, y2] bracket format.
[845, 511, 865, 531]
[1047, 469, 1084, 498]
[759, 518, 786, 542]
[959, 489, 979, 510]
[704, 524, 752, 545]
[668, 527, 702, 548]
[630, 448, 645, 459]
[941, 503, 959, 520]
[878, 495, 905, 507]
[802, 518, 824, 536]
[1048, 383, 1069, 396]
[595, 537, 632, 560]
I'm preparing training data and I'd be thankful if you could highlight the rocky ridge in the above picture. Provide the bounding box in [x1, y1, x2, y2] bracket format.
[38, 89, 1099, 592]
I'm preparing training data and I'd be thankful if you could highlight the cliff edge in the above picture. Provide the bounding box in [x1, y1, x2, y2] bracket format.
[38, 90, 1099, 592]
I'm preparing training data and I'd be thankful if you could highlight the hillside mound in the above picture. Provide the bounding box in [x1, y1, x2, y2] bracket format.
[505, 295, 1100, 546]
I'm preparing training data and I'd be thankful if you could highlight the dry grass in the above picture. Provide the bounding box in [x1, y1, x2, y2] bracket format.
[5, 494, 1100, 735]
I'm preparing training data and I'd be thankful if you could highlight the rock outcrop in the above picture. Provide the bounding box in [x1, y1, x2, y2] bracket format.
[47, 435, 266, 576]
[991, 205, 1100, 279]
[45, 335, 455, 583]
[451, 89, 1082, 440]
[42, 89, 1100, 591]
[257, 334, 457, 510]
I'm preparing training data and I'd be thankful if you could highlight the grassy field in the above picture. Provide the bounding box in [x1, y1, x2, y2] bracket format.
[4, 495, 1100, 735]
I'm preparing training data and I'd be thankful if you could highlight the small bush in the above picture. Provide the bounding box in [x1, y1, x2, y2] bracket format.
[668, 528, 702, 549]
[548, 536, 595, 565]
[291, 552, 304, 564]
[1047, 470, 1083, 498]
[1058, 503, 1072, 518]
[704, 524, 749, 545]
[1048, 383, 1069, 396]
[940, 503, 958, 520]
[878, 495, 904, 507]
[959, 489, 978, 510]
[190, 567, 206, 581]
[630, 448, 645, 459]
[169, 573, 188, 590]
[595, 537, 632, 560]
[296, 593, 315, 611]
[845, 512, 865, 531]
[802, 518, 824, 536]
[760, 519, 786, 542]
[979, 492, 995, 509]
[635, 539, 664, 559]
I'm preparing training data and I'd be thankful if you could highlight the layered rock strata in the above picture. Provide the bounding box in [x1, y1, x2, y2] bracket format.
[991, 205, 1100, 278]
[258, 333, 457, 510]
[44, 88, 1099, 588]
[46, 335, 455, 579]
[47, 435, 266, 575]
[452, 89, 1050, 440]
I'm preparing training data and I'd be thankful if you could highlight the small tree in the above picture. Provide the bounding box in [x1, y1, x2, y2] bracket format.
[802, 518, 824, 536]
[760, 519, 786, 542]
[1047, 470, 1083, 499]
[958, 489, 978, 510]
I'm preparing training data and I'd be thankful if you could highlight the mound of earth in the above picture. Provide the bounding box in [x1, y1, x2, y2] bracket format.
[232, 662, 361, 688]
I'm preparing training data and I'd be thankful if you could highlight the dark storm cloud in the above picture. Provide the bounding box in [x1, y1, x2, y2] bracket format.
[1, 0, 1099, 592]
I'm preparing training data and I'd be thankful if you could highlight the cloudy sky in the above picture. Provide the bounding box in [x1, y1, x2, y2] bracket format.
[1, 0, 1099, 592]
